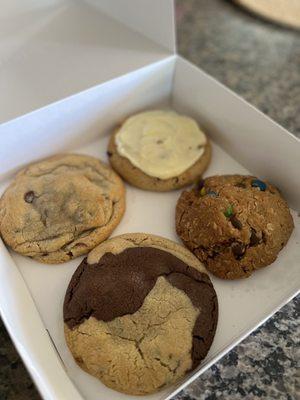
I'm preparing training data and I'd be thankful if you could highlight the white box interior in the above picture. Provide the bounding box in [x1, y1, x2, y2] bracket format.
[0, 56, 299, 400]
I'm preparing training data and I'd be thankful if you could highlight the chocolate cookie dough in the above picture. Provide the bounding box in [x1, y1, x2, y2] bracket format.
[0, 154, 125, 263]
[64, 233, 218, 395]
[176, 175, 294, 279]
[107, 110, 211, 191]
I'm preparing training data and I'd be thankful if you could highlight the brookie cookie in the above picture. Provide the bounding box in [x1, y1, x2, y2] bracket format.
[107, 110, 211, 191]
[63, 233, 218, 395]
[0, 154, 125, 263]
[176, 175, 294, 279]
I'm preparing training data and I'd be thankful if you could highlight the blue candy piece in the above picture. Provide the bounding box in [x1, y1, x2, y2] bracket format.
[207, 191, 218, 197]
[251, 179, 267, 191]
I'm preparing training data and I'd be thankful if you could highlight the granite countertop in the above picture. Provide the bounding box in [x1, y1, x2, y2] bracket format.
[0, 1, 299, 399]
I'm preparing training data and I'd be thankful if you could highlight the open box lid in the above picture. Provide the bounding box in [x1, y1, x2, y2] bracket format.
[0, 0, 175, 125]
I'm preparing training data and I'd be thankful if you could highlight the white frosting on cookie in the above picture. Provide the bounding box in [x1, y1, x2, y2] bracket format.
[115, 110, 207, 179]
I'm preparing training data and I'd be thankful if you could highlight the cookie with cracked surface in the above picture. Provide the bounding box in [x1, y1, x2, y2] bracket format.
[176, 175, 294, 279]
[0, 154, 125, 263]
[63, 233, 218, 395]
[107, 110, 211, 191]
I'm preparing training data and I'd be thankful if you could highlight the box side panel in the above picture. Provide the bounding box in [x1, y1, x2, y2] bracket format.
[172, 56, 300, 210]
[91, 0, 176, 53]
[0, 56, 175, 179]
[0, 0, 171, 124]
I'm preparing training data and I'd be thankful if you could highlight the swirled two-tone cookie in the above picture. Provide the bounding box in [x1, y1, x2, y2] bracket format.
[107, 110, 211, 191]
[0, 154, 125, 263]
[63, 233, 218, 395]
[176, 175, 294, 279]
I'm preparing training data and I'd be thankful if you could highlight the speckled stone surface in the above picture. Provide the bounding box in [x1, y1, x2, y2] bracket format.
[176, 0, 300, 138]
[0, 1, 299, 399]
[175, 298, 300, 400]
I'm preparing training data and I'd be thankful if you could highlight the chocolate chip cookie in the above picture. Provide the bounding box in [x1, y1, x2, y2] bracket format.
[64, 233, 218, 395]
[107, 110, 211, 191]
[0, 154, 125, 263]
[176, 175, 294, 279]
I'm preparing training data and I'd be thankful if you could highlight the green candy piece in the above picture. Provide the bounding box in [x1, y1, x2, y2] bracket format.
[224, 204, 233, 218]
[200, 187, 206, 196]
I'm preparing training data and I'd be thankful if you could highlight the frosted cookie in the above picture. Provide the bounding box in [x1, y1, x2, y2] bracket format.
[107, 110, 211, 191]
[176, 175, 294, 279]
[64, 233, 218, 395]
[0, 154, 125, 263]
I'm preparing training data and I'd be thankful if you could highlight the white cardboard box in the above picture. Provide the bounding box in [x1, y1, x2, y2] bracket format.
[0, 2, 299, 400]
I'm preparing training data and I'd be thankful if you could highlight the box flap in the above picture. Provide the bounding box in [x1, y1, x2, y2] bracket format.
[92, 0, 175, 53]
[0, 0, 175, 124]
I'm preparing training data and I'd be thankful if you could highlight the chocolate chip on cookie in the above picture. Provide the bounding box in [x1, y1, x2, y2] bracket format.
[24, 190, 35, 203]
[176, 174, 294, 279]
[64, 233, 218, 395]
[249, 228, 261, 246]
[0, 154, 125, 263]
[231, 242, 246, 259]
[230, 215, 243, 230]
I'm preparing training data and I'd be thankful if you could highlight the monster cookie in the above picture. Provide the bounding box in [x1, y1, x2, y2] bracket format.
[0, 154, 125, 263]
[63, 233, 218, 395]
[107, 110, 211, 191]
[176, 175, 294, 279]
